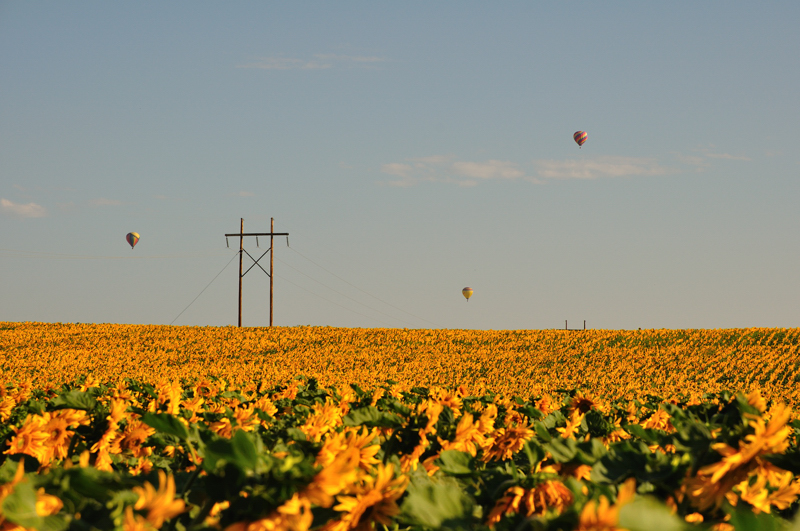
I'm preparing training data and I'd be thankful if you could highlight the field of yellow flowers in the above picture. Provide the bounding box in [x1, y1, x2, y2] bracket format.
[2, 322, 799, 407]
[1, 322, 800, 530]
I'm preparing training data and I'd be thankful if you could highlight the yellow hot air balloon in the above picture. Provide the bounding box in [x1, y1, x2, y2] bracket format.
[462, 287, 473, 302]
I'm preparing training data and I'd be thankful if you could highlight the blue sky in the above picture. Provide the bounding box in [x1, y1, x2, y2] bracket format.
[2, 2, 798, 329]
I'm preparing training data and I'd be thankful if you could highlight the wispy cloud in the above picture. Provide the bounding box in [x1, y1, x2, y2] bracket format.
[237, 57, 332, 70]
[10, 183, 76, 193]
[382, 148, 752, 186]
[89, 197, 122, 206]
[702, 151, 751, 161]
[1, 198, 47, 218]
[453, 160, 524, 180]
[381, 163, 414, 178]
[673, 147, 752, 172]
[238, 53, 386, 70]
[380, 156, 534, 187]
[673, 153, 711, 170]
[314, 54, 385, 64]
[535, 156, 673, 180]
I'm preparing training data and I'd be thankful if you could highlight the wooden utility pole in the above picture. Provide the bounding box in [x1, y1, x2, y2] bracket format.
[225, 219, 288, 327]
[238, 218, 244, 327]
[270, 217, 274, 327]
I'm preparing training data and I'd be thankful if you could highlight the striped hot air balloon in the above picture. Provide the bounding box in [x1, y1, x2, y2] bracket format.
[126, 232, 140, 249]
[573, 131, 587, 148]
[462, 287, 473, 302]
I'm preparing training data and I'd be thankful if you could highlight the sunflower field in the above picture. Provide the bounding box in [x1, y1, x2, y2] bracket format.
[2, 323, 800, 407]
[1, 322, 800, 530]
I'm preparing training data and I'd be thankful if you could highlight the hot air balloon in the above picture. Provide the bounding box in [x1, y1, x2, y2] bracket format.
[573, 131, 587, 148]
[462, 287, 473, 302]
[126, 232, 140, 249]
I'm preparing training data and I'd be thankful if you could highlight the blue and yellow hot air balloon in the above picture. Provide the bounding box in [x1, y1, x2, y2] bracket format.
[126, 232, 140, 250]
[462, 287, 473, 302]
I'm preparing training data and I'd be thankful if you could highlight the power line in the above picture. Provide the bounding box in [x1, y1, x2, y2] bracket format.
[275, 273, 393, 327]
[271, 220, 439, 327]
[285, 245, 440, 327]
[0, 248, 229, 260]
[275, 256, 415, 327]
[170, 252, 239, 325]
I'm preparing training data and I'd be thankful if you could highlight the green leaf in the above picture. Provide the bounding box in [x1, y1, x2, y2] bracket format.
[583, 437, 608, 461]
[618, 497, 687, 531]
[143, 412, 189, 440]
[106, 489, 140, 521]
[544, 410, 566, 429]
[534, 420, 552, 442]
[523, 440, 545, 467]
[343, 406, 403, 428]
[2, 479, 42, 529]
[518, 405, 544, 420]
[624, 424, 663, 444]
[385, 399, 411, 417]
[400, 473, 474, 529]
[435, 450, 475, 477]
[203, 430, 259, 474]
[544, 438, 578, 463]
[67, 466, 129, 502]
[285, 427, 307, 442]
[231, 429, 258, 471]
[39, 515, 69, 531]
[787, 510, 800, 531]
[585, 408, 615, 437]
[727, 506, 784, 531]
[0, 455, 39, 482]
[49, 389, 97, 411]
